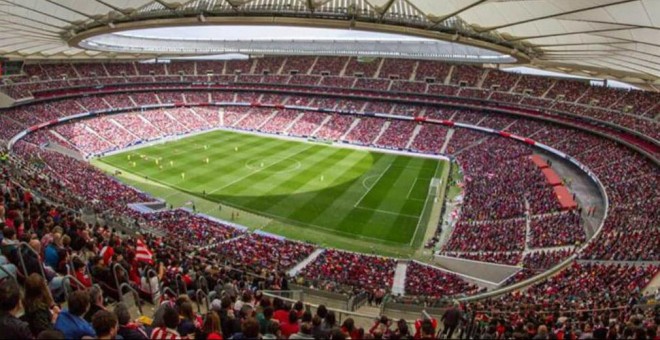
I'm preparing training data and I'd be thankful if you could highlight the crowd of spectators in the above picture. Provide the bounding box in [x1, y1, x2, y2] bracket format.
[168, 108, 211, 132]
[314, 115, 354, 140]
[288, 112, 327, 137]
[260, 110, 300, 134]
[404, 262, 482, 298]
[288, 75, 321, 86]
[378, 58, 416, 80]
[216, 234, 315, 276]
[410, 125, 448, 154]
[375, 120, 417, 149]
[0, 64, 658, 339]
[528, 212, 586, 248]
[140, 109, 187, 136]
[344, 117, 385, 145]
[282, 57, 316, 75]
[299, 249, 395, 293]
[443, 219, 527, 252]
[311, 56, 348, 75]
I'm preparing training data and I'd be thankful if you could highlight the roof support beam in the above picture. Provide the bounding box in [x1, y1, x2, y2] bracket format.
[0, 9, 63, 30]
[43, 0, 105, 25]
[507, 27, 632, 42]
[429, 0, 487, 28]
[0, 0, 76, 25]
[476, 0, 636, 33]
[591, 33, 660, 48]
[0, 18, 60, 33]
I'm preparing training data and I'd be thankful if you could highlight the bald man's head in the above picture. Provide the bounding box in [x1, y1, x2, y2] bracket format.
[29, 239, 41, 253]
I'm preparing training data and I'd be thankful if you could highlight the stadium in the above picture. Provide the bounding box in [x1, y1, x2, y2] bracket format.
[0, 0, 658, 339]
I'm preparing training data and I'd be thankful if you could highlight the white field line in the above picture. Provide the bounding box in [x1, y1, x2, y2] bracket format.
[355, 206, 419, 219]
[206, 145, 312, 195]
[406, 178, 419, 199]
[353, 164, 392, 208]
[409, 161, 440, 246]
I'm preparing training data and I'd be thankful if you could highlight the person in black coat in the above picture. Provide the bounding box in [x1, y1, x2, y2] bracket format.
[114, 302, 149, 340]
[0, 278, 34, 339]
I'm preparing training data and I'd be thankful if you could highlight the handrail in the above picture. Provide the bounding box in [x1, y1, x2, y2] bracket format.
[197, 276, 209, 295]
[161, 286, 177, 300]
[17, 242, 55, 302]
[69, 254, 94, 285]
[174, 273, 187, 296]
[17, 242, 46, 280]
[145, 268, 160, 304]
[61, 275, 91, 300]
[119, 282, 143, 316]
[112, 263, 129, 296]
[195, 289, 210, 314]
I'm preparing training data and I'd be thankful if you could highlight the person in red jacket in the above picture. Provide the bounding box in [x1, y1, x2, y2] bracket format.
[279, 310, 300, 338]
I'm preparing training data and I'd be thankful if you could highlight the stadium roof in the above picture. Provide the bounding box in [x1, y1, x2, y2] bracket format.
[0, 0, 658, 84]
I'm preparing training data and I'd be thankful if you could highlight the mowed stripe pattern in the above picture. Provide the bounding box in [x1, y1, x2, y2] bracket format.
[100, 130, 441, 244]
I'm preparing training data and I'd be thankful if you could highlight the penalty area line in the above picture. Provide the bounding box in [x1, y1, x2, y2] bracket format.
[354, 164, 392, 208]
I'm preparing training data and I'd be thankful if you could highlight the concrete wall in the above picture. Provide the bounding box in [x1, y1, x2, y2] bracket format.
[0, 91, 15, 108]
[434, 255, 521, 285]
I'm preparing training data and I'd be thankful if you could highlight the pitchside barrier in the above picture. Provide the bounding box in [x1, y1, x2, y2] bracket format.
[289, 283, 352, 310]
[260, 290, 426, 334]
[381, 300, 448, 323]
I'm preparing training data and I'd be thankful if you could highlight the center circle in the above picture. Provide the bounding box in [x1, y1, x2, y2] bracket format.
[245, 157, 302, 173]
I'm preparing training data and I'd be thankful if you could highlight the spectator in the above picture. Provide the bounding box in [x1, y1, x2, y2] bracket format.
[258, 306, 277, 335]
[230, 318, 260, 339]
[197, 311, 223, 340]
[114, 302, 148, 340]
[0, 278, 33, 339]
[22, 239, 65, 301]
[311, 315, 325, 339]
[84, 285, 106, 323]
[280, 310, 300, 338]
[54, 290, 96, 339]
[36, 329, 65, 339]
[340, 318, 360, 340]
[177, 301, 199, 337]
[263, 321, 281, 339]
[91, 310, 119, 340]
[441, 302, 462, 339]
[150, 306, 182, 339]
[22, 273, 59, 336]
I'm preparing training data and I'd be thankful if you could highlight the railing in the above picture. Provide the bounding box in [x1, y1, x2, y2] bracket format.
[112, 263, 129, 296]
[144, 268, 160, 304]
[17, 242, 55, 302]
[17, 242, 46, 280]
[261, 290, 387, 330]
[61, 275, 99, 301]
[119, 282, 143, 315]
[195, 289, 210, 313]
[161, 286, 177, 300]
[174, 273, 187, 296]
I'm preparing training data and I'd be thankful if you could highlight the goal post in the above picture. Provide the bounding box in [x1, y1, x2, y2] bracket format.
[410, 161, 444, 247]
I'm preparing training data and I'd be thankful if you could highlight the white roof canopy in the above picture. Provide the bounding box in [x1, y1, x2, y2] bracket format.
[0, 0, 657, 84]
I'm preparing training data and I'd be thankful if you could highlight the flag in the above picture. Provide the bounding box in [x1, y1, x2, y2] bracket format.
[100, 245, 114, 265]
[135, 239, 154, 264]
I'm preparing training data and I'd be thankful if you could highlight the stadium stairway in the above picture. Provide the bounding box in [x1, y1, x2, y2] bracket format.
[405, 125, 423, 150]
[391, 260, 409, 296]
[287, 248, 326, 277]
[439, 129, 454, 154]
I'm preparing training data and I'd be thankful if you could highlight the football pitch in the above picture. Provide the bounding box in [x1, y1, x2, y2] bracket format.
[98, 129, 447, 248]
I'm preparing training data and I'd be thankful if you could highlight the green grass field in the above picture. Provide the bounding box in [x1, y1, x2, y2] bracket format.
[97, 129, 447, 252]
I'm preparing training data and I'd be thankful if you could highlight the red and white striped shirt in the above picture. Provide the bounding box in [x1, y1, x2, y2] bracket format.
[150, 327, 184, 340]
[136, 239, 154, 264]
